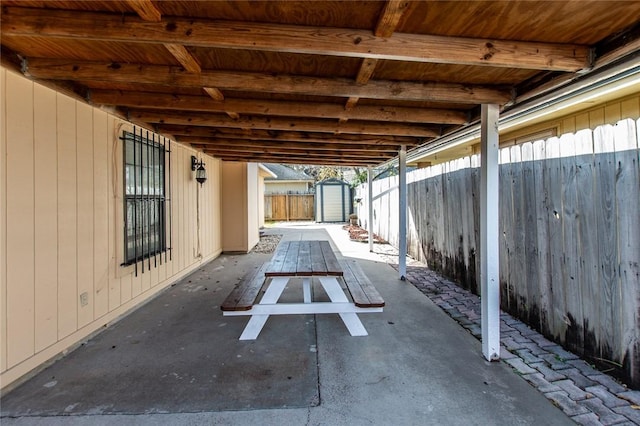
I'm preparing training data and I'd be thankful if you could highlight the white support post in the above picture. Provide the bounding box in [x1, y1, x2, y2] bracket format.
[368, 166, 374, 252]
[480, 104, 500, 361]
[398, 145, 407, 280]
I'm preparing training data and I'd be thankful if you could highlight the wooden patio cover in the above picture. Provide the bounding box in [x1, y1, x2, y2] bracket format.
[2, 0, 639, 166]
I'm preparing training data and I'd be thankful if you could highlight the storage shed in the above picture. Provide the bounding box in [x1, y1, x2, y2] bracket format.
[315, 178, 352, 223]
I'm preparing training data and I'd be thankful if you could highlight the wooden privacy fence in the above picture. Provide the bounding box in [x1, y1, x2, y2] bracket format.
[356, 118, 640, 388]
[265, 193, 314, 221]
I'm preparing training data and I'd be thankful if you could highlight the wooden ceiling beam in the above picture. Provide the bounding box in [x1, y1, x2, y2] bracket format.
[130, 109, 438, 137]
[89, 90, 468, 124]
[178, 137, 402, 152]
[343, 0, 410, 114]
[162, 45, 231, 110]
[2, 7, 590, 71]
[156, 125, 419, 145]
[343, 58, 380, 116]
[25, 59, 512, 104]
[195, 145, 393, 159]
[127, 3, 232, 113]
[208, 153, 385, 166]
[162, 42, 232, 114]
[345, 0, 410, 115]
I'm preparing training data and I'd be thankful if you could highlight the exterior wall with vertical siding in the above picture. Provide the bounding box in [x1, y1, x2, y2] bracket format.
[220, 162, 260, 253]
[0, 68, 223, 390]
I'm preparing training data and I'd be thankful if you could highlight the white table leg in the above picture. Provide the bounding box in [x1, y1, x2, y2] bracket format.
[303, 277, 312, 303]
[239, 277, 288, 340]
[318, 277, 368, 336]
[239, 315, 270, 341]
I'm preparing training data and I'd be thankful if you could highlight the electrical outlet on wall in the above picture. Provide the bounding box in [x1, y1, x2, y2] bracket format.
[80, 292, 89, 307]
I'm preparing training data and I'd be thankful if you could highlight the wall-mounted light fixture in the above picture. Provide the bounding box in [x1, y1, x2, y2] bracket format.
[191, 155, 207, 186]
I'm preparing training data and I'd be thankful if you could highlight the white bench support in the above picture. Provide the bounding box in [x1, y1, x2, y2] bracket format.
[224, 276, 380, 340]
[318, 277, 369, 336]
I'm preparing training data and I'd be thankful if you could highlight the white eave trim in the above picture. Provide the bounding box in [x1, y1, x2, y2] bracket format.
[258, 163, 278, 178]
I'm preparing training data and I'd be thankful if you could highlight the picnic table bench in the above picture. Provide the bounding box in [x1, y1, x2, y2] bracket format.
[221, 240, 384, 340]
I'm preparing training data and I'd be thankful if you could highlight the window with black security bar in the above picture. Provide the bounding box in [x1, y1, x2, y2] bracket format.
[122, 128, 172, 273]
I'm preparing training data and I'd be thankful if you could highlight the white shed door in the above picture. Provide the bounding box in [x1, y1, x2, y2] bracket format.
[321, 185, 345, 222]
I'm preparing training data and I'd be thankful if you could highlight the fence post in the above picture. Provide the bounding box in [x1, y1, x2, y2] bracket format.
[399, 145, 407, 280]
[368, 166, 374, 252]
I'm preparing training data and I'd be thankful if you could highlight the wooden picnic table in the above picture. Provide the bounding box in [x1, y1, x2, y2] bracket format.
[222, 240, 384, 340]
[265, 240, 342, 277]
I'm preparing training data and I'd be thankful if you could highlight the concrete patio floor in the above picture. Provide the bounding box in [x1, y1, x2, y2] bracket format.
[1, 223, 575, 425]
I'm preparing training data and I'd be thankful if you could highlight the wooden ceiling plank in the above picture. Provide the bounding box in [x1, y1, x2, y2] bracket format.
[26, 59, 512, 104]
[89, 90, 468, 124]
[2, 7, 590, 71]
[125, 0, 161, 22]
[130, 109, 438, 137]
[375, 0, 410, 38]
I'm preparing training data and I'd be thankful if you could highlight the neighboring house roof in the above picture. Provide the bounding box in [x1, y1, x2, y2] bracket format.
[258, 163, 277, 178]
[262, 163, 314, 182]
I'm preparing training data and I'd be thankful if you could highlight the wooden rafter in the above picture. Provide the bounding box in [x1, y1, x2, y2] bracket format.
[178, 137, 403, 153]
[2, 7, 590, 71]
[375, 0, 411, 37]
[162, 45, 230, 107]
[343, 58, 379, 116]
[354, 58, 380, 85]
[125, 0, 161, 22]
[89, 90, 468, 124]
[344, 98, 360, 112]
[26, 59, 512, 104]
[129, 110, 439, 137]
[163, 43, 201, 73]
[202, 87, 225, 101]
[125, 2, 232, 114]
[204, 152, 385, 166]
[156, 125, 419, 145]
[197, 146, 393, 160]
[344, 0, 409, 115]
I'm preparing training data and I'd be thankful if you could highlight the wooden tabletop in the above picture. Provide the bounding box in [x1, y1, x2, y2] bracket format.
[265, 240, 343, 277]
